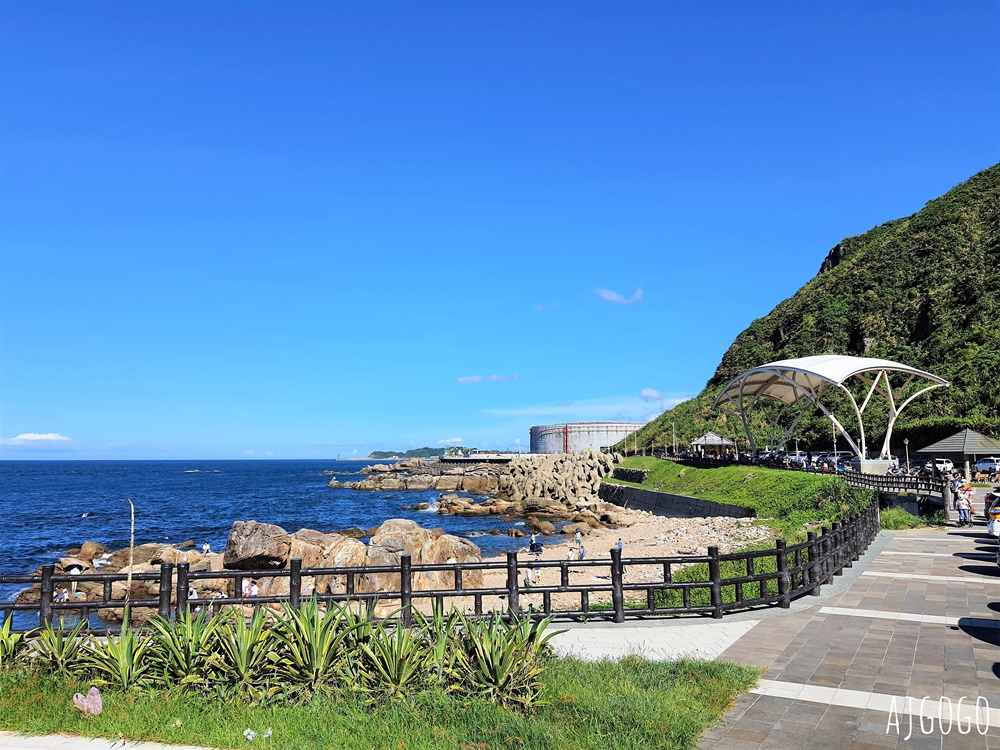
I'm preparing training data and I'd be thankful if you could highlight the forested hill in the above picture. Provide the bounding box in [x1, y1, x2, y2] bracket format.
[632, 162, 1000, 453]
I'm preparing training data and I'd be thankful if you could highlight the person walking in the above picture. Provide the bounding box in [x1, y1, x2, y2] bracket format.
[956, 492, 971, 526]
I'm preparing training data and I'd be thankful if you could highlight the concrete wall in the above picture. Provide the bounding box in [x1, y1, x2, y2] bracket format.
[598, 482, 754, 519]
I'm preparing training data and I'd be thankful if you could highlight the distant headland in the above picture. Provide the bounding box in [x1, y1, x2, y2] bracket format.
[367, 446, 478, 459]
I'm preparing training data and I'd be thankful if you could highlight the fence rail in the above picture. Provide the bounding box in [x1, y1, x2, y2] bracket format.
[1, 501, 881, 633]
[631, 453, 947, 496]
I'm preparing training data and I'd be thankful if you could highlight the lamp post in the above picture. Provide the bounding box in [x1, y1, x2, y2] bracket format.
[904, 438, 910, 474]
[671, 422, 677, 455]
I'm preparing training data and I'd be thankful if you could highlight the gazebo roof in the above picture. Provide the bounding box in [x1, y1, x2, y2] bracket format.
[691, 431, 735, 447]
[916, 428, 1000, 456]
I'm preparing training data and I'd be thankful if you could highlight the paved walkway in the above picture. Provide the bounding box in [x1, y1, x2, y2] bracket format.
[701, 519, 1000, 749]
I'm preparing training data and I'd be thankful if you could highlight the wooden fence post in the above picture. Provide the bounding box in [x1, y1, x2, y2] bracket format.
[807, 532, 821, 595]
[776, 539, 790, 608]
[832, 523, 844, 575]
[611, 548, 625, 623]
[40, 564, 54, 627]
[708, 546, 723, 619]
[399, 554, 412, 626]
[506, 552, 520, 619]
[289, 558, 302, 610]
[157, 562, 174, 620]
[176, 562, 190, 616]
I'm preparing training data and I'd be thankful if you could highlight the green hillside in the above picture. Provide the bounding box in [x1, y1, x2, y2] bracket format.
[629, 162, 1000, 453]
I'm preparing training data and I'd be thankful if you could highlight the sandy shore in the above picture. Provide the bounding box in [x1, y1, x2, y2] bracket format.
[464, 507, 775, 614]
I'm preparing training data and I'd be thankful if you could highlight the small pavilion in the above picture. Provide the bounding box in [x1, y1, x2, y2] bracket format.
[691, 431, 737, 456]
[915, 428, 1000, 480]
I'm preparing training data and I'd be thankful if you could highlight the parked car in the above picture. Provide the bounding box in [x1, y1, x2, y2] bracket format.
[932, 457, 955, 473]
[784, 451, 809, 467]
[987, 494, 1000, 540]
[974, 458, 1000, 474]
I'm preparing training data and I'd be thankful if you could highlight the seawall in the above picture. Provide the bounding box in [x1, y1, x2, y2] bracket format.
[598, 482, 754, 519]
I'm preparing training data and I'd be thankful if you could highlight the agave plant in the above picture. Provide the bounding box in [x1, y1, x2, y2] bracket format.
[0, 616, 26, 668]
[269, 599, 356, 694]
[412, 607, 461, 685]
[81, 622, 155, 690]
[454, 613, 557, 710]
[335, 601, 378, 691]
[213, 608, 280, 702]
[358, 620, 428, 699]
[147, 610, 223, 688]
[30, 618, 87, 675]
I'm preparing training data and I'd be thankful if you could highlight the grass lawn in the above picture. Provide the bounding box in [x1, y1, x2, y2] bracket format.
[605, 457, 872, 539]
[0, 658, 760, 750]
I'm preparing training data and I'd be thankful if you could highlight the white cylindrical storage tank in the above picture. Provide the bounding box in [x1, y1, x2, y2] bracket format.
[529, 422, 645, 453]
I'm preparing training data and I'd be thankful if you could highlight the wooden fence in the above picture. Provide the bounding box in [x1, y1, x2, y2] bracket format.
[1, 500, 881, 633]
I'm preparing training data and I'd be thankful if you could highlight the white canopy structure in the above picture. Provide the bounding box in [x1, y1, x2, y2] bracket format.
[713, 355, 949, 460]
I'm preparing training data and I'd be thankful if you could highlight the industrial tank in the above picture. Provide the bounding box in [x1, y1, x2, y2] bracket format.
[529, 422, 645, 454]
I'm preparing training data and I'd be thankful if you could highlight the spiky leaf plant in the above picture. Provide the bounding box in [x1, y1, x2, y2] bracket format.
[30, 618, 87, 675]
[359, 621, 428, 699]
[81, 621, 155, 690]
[213, 608, 280, 702]
[0, 616, 26, 668]
[269, 599, 357, 694]
[147, 610, 223, 687]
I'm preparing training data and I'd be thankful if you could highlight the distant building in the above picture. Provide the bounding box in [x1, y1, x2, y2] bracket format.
[529, 421, 645, 454]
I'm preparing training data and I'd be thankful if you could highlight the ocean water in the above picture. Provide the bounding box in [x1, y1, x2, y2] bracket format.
[0, 459, 553, 603]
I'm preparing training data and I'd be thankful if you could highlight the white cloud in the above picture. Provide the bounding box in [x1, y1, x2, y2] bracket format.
[488, 374, 520, 383]
[457, 375, 484, 384]
[1, 432, 71, 445]
[595, 287, 643, 305]
[640, 388, 663, 400]
[438, 437, 463, 445]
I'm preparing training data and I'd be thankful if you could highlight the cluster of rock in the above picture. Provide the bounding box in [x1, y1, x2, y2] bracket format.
[16, 519, 482, 623]
[329, 450, 623, 525]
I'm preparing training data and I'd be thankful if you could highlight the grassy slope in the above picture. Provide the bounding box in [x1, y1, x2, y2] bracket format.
[0, 658, 760, 750]
[605, 457, 871, 539]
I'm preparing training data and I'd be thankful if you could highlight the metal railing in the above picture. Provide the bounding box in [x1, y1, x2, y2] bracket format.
[1, 501, 881, 633]
[640, 454, 947, 496]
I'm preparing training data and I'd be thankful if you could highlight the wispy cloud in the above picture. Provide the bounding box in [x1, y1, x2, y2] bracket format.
[458, 374, 519, 384]
[640, 388, 663, 400]
[438, 437, 463, 445]
[595, 287, 643, 305]
[533, 302, 560, 313]
[1, 432, 71, 445]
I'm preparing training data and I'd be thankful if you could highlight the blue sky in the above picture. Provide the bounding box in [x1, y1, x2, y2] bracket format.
[1, 1, 998, 460]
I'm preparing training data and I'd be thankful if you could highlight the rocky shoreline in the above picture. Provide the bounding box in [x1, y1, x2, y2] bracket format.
[329, 450, 629, 530]
[16, 518, 483, 622]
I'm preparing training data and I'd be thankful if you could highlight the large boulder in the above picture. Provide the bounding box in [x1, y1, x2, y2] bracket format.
[78, 542, 109, 561]
[223, 521, 291, 569]
[107, 543, 166, 570]
[357, 519, 483, 595]
[151, 547, 204, 566]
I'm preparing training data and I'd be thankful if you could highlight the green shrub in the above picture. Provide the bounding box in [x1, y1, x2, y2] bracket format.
[0, 617, 25, 668]
[81, 620, 155, 690]
[147, 610, 223, 688]
[30, 619, 87, 675]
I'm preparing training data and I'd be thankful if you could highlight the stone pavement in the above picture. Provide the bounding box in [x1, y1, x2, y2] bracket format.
[701, 519, 1000, 749]
[0, 735, 208, 750]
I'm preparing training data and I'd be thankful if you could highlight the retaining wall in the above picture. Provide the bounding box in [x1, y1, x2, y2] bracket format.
[598, 482, 754, 519]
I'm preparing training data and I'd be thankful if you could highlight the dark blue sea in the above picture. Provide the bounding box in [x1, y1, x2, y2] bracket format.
[0, 459, 546, 604]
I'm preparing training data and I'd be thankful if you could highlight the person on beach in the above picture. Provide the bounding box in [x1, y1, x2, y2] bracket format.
[250, 580, 260, 597]
[202, 541, 211, 555]
[574, 529, 582, 546]
[578, 545, 586, 560]
[241, 578, 252, 598]
[566, 546, 575, 561]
